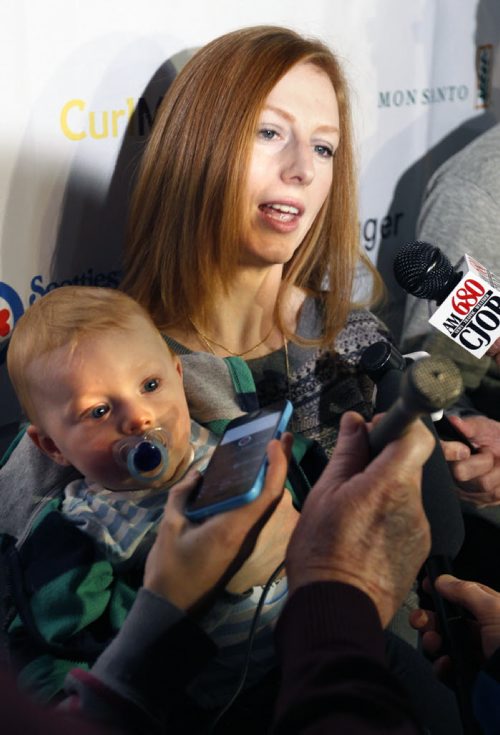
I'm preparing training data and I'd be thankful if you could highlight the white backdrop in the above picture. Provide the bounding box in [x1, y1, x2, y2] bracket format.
[1, 0, 499, 429]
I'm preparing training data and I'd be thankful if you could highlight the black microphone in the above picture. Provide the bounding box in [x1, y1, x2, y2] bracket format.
[393, 240, 462, 304]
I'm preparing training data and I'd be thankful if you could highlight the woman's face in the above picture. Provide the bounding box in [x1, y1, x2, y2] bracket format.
[241, 61, 340, 269]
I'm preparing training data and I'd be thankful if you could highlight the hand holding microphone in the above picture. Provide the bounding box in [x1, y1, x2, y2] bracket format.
[362, 342, 482, 732]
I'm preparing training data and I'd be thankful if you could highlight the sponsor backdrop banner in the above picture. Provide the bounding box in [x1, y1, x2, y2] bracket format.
[1, 0, 499, 430]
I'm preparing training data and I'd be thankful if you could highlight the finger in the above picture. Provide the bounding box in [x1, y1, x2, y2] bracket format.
[440, 439, 471, 462]
[433, 654, 453, 684]
[280, 432, 294, 461]
[421, 629, 444, 657]
[446, 415, 476, 440]
[449, 450, 495, 483]
[457, 468, 500, 499]
[312, 412, 369, 494]
[409, 608, 435, 633]
[264, 437, 290, 500]
[457, 488, 500, 506]
[164, 469, 202, 515]
[447, 415, 500, 455]
[435, 574, 500, 620]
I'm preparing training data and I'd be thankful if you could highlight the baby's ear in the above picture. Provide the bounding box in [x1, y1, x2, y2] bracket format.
[26, 425, 72, 466]
[173, 354, 183, 379]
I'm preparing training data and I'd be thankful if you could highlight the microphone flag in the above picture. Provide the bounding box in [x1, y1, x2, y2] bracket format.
[428, 253, 500, 358]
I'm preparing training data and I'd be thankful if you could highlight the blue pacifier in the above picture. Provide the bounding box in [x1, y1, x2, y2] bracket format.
[113, 427, 169, 484]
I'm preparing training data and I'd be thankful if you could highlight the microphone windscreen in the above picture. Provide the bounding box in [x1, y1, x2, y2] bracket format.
[393, 241, 458, 302]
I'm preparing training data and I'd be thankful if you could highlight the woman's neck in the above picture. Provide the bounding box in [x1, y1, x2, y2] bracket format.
[168, 266, 304, 358]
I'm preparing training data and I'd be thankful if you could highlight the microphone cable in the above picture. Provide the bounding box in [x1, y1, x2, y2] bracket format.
[207, 559, 286, 734]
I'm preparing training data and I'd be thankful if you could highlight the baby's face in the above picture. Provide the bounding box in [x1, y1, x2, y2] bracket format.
[29, 316, 192, 490]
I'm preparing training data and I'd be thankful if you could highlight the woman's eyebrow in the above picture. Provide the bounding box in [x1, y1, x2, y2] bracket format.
[262, 104, 339, 135]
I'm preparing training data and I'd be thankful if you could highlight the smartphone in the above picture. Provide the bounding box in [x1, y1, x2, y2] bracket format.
[185, 399, 293, 521]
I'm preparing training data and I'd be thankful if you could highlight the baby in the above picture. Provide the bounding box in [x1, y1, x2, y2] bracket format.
[5, 286, 289, 717]
[7, 285, 214, 563]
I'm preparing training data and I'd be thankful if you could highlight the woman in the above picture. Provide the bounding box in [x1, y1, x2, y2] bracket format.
[122, 25, 388, 460]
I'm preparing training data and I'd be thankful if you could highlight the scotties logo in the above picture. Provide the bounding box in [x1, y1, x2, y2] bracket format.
[0, 282, 24, 362]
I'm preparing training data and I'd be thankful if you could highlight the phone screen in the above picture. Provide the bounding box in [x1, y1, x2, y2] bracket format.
[186, 408, 286, 514]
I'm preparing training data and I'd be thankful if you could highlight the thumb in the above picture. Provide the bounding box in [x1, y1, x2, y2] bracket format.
[314, 412, 369, 494]
[166, 468, 202, 515]
[435, 574, 500, 621]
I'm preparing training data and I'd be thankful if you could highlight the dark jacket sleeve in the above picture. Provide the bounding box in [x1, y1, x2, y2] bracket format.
[62, 587, 216, 734]
[272, 581, 421, 734]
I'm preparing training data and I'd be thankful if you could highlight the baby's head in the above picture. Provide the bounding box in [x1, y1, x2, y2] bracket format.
[7, 286, 192, 490]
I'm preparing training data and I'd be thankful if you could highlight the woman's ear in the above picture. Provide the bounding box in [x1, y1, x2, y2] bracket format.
[26, 425, 72, 466]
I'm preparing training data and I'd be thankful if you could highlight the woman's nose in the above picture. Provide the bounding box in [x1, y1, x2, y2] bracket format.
[281, 140, 314, 185]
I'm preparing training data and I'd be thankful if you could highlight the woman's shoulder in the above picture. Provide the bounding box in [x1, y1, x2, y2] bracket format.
[299, 294, 391, 350]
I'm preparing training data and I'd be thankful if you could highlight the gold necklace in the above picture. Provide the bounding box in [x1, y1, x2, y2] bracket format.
[190, 317, 295, 429]
[188, 317, 275, 358]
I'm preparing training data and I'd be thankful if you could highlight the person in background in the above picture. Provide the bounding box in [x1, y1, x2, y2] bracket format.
[401, 123, 500, 507]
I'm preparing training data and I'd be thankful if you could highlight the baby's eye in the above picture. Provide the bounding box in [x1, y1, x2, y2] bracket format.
[314, 144, 334, 159]
[90, 405, 110, 419]
[143, 378, 160, 393]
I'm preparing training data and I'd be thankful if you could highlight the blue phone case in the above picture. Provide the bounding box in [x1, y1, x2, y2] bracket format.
[185, 399, 293, 521]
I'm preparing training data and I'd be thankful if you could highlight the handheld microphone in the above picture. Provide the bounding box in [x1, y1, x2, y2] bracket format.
[393, 241, 462, 304]
[367, 352, 463, 456]
[394, 241, 500, 359]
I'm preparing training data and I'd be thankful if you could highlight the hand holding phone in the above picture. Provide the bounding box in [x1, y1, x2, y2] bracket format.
[185, 400, 293, 521]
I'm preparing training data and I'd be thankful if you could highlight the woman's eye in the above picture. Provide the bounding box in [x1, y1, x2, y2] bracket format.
[258, 128, 279, 141]
[314, 144, 334, 159]
[143, 378, 160, 393]
[90, 405, 109, 419]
